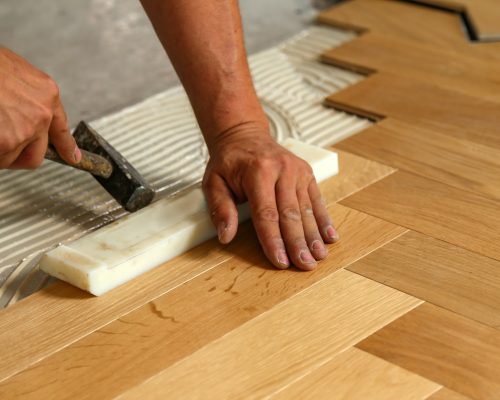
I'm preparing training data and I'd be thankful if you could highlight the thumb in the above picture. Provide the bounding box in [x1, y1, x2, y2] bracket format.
[202, 173, 239, 244]
[48, 99, 81, 165]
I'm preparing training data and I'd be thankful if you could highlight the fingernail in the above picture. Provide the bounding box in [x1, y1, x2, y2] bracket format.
[311, 240, 326, 257]
[217, 222, 227, 243]
[276, 250, 290, 269]
[73, 146, 82, 163]
[326, 226, 339, 242]
[299, 249, 316, 264]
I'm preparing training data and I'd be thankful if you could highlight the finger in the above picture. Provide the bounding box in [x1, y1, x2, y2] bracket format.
[245, 178, 290, 269]
[48, 99, 80, 165]
[297, 187, 327, 261]
[202, 173, 238, 244]
[309, 182, 339, 243]
[276, 177, 317, 271]
[0, 143, 25, 169]
[10, 134, 48, 169]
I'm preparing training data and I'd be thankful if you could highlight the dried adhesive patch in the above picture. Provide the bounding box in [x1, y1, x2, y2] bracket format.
[0, 26, 371, 307]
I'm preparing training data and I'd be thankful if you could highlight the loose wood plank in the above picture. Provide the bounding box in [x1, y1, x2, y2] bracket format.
[114, 270, 421, 400]
[0, 206, 407, 399]
[418, 0, 500, 40]
[0, 149, 394, 383]
[321, 32, 500, 103]
[357, 303, 500, 400]
[317, 0, 465, 48]
[318, 0, 500, 58]
[348, 230, 500, 328]
[326, 72, 500, 150]
[335, 118, 500, 201]
[271, 347, 440, 400]
[340, 171, 500, 261]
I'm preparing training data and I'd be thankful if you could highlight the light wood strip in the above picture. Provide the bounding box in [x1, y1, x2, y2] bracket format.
[0, 205, 407, 399]
[358, 303, 500, 400]
[317, 0, 465, 47]
[0, 150, 394, 383]
[321, 32, 500, 103]
[427, 387, 472, 400]
[335, 118, 500, 201]
[348, 230, 500, 328]
[418, 0, 500, 40]
[270, 347, 441, 400]
[340, 171, 500, 261]
[326, 72, 500, 150]
[114, 270, 421, 400]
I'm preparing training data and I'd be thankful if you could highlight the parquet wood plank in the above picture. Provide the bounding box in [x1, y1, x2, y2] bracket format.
[112, 270, 421, 400]
[0, 150, 394, 383]
[335, 119, 500, 201]
[418, 0, 500, 40]
[270, 347, 441, 400]
[427, 387, 472, 400]
[321, 32, 500, 103]
[340, 171, 500, 261]
[0, 205, 407, 399]
[326, 72, 500, 150]
[357, 303, 500, 400]
[347, 230, 500, 328]
[318, 0, 500, 58]
[317, 0, 466, 48]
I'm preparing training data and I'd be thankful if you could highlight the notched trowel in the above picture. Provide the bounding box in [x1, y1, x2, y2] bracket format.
[44, 121, 154, 212]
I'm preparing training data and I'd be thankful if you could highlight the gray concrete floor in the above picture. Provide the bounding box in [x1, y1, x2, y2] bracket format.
[0, 0, 338, 126]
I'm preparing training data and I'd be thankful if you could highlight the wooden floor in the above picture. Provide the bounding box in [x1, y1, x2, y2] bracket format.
[2, 1, 500, 398]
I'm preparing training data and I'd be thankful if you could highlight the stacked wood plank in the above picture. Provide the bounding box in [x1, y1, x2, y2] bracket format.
[1, 0, 500, 398]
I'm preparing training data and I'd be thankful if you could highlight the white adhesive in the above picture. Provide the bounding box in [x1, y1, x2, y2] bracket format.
[40, 139, 339, 295]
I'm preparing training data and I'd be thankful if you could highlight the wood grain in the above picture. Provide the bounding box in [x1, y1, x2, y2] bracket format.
[115, 270, 421, 400]
[326, 72, 500, 150]
[0, 149, 393, 383]
[321, 32, 500, 103]
[340, 171, 500, 261]
[427, 387, 472, 400]
[0, 205, 407, 399]
[335, 118, 500, 201]
[270, 347, 441, 400]
[348, 230, 500, 328]
[357, 303, 500, 400]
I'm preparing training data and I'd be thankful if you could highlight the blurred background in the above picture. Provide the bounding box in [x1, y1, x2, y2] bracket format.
[0, 0, 340, 125]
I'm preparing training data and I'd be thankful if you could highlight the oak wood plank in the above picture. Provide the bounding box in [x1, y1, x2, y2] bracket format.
[270, 347, 441, 400]
[317, 0, 500, 58]
[335, 118, 500, 201]
[321, 32, 500, 103]
[0, 150, 394, 383]
[317, 0, 466, 48]
[417, 0, 500, 40]
[0, 206, 407, 399]
[115, 270, 421, 400]
[340, 171, 500, 261]
[326, 72, 500, 150]
[357, 303, 500, 400]
[348, 230, 500, 328]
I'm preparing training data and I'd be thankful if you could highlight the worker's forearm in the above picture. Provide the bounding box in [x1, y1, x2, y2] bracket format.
[140, 0, 268, 151]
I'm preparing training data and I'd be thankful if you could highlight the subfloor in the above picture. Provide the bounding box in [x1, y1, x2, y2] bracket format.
[1, 0, 500, 399]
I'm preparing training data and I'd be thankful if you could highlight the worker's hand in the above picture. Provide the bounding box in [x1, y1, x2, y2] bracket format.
[202, 122, 339, 270]
[0, 47, 80, 169]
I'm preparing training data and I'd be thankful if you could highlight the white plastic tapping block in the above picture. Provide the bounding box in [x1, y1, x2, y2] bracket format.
[40, 139, 339, 295]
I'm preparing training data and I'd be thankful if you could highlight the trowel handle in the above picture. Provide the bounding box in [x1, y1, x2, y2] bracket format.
[45, 145, 113, 179]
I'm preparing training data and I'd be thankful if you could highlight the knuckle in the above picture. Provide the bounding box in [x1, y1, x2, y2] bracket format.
[0, 136, 18, 153]
[44, 76, 60, 99]
[255, 206, 279, 223]
[252, 157, 274, 172]
[280, 207, 301, 222]
[35, 104, 52, 125]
